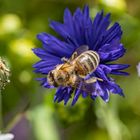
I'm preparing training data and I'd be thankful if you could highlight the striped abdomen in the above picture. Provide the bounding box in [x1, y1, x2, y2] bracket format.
[74, 51, 100, 76]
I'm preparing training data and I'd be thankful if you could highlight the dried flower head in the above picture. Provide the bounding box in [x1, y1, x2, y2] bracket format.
[0, 58, 10, 90]
[33, 6, 129, 105]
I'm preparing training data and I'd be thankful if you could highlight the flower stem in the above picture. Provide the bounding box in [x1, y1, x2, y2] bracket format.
[0, 90, 3, 131]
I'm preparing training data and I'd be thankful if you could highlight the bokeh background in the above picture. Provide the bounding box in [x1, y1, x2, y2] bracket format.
[0, 0, 140, 140]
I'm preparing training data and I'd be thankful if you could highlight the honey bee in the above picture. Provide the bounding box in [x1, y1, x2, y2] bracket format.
[47, 45, 103, 91]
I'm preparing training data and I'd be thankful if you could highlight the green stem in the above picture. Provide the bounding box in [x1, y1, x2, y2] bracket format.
[0, 90, 3, 131]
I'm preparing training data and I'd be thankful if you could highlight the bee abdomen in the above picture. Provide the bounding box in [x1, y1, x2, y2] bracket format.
[76, 51, 100, 76]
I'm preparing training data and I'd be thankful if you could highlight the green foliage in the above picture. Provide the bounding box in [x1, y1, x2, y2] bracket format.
[0, 0, 140, 140]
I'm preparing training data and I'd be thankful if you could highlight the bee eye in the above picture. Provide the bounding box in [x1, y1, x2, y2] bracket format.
[48, 71, 53, 77]
[57, 77, 63, 82]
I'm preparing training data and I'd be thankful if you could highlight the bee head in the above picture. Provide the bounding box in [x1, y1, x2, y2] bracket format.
[56, 73, 65, 83]
[47, 70, 57, 87]
[47, 63, 71, 87]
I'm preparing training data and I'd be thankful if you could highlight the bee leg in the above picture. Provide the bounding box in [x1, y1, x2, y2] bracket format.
[61, 52, 78, 63]
[61, 57, 69, 63]
[85, 77, 103, 84]
[70, 52, 78, 61]
[96, 77, 103, 82]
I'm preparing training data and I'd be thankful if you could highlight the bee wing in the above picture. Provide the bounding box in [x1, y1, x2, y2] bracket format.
[76, 45, 89, 56]
[81, 77, 103, 94]
[70, 45, 89, 61]
[80, 82, 96, 94]
[75, 76, 96, 94]
[75, 76, 103, 94]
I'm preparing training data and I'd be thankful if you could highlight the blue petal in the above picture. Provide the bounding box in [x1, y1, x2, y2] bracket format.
[71, 89, 81, 106]
[106, 81, 124, 96]
[71, 82, 83, 106]
[50, 21, 70, 39]
[51, 20, 84, 47]
[36, 77, 54, 88]
[107, 64, 129, 76]
[66, 36, 79, 48]
[82, 91, 88, 98]
[99, 64, 129, 76]
[91, 82, 109, 102]
[33, 60, 61, 69]
[90, 94, 97, 100]
[80, 6, 93, 48]
[98, 39, 126, 62]
[98, 83, 110, 102]
[42, 81, 54, 88]
[85, 18, 94, 48]
[37, 33, 74, 58]
[101, 90, 110, 102]
[54, 87, 66, 102]
[63, 8, 74, 36]
[98, 64, 112, 74]
[32, 48, 61, 61]
[34, 66, 55, 74]
[73, 8, 86, 45]
[57, 90, 67, 103]
[83, 5, 89, 18]
[92, 82, 102, 96]
[107, 64, 130, 70]
[64, 88, 73, 105]
[110, 71, 129, 76]
[36, 77, 46, 81]
[101, 22, 122, 46]
[92, 11, 111, 50]
[54, 87, 73, 104]
[50, 6, 92, 47]
[95, 66, 110, 81]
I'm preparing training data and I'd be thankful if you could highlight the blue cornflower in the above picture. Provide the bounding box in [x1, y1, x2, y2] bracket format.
[33, 6, 129, 105]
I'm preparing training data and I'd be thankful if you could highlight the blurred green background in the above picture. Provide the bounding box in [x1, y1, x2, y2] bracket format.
[0, 0, 140, 140]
